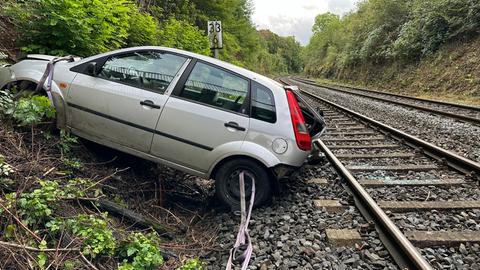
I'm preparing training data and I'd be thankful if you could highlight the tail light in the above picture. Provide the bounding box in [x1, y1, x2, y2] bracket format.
[286, 90, 312, 151]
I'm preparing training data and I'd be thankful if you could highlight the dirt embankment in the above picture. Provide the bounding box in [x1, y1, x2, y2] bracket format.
[0, 15, 18, 61]
[328, 37, 480, 105]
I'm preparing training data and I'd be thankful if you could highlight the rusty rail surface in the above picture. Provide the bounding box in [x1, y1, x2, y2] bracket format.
[278, 77, 480, 270]
[291, 77, 480, 125]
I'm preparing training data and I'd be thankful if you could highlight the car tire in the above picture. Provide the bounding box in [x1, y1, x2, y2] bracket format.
[215, 158, 272, 210]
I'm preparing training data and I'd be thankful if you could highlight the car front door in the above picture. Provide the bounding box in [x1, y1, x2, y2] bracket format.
[150, 61, 250, 173]
[66, 50, 189, 152]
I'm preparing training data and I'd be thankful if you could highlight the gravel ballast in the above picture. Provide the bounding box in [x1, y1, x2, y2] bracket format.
[290, 79, 480, 163]
[204, 161, 398, 269]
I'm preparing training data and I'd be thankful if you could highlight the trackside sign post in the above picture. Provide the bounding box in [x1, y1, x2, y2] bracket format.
[208, 21, 222, 59]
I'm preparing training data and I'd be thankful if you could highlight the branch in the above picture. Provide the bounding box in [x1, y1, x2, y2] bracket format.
[0, 240, 79, 252]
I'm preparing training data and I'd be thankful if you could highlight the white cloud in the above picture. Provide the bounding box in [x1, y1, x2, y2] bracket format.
[251, 0, 359, 45]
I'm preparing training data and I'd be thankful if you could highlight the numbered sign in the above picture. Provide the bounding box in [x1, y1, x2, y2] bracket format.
[208, 21, 223, 49]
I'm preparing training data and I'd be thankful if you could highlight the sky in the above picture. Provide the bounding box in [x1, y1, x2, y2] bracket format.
[251, 0, 359, 45]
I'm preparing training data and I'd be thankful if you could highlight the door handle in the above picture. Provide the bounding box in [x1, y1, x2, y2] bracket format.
[140, 100, 161, 109]
[224, 121, 246, 131]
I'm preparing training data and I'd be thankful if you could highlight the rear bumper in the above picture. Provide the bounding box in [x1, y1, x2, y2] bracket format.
[271, 140, 323, 179]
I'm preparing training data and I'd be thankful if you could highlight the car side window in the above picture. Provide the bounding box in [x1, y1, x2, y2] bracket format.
[179, 62, 249, 114]
[98, 51, 187, 93]
[251, 82, 276, 123]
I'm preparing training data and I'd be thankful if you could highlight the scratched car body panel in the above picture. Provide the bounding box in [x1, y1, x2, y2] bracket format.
[0, 46, 325, 207]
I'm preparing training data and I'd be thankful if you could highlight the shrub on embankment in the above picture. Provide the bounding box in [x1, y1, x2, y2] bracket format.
[304, 0, 480, 100]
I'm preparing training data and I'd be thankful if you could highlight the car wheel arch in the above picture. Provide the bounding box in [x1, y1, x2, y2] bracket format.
[209, 154, 278, 190]
[6, 79, 67, 129]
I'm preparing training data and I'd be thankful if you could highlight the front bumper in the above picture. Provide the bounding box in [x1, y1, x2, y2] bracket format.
[0, 66, 14, 89]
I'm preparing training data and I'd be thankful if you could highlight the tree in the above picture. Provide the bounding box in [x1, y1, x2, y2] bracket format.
[157, 18, 210, 55]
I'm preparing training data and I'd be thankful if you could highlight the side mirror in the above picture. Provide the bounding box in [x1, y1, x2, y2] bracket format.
[85, 62, 98, 77]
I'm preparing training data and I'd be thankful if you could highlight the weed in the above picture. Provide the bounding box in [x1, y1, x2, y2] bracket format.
[177, 258, 205, 270]
[49, 214, 117, 257]
[118, 232, 164, 270]
[0, 154, 14, 177]
[63, 178, 102, 198]
[37, 240, 48, 269]
[0, 90, 14, 115]
[61, 157, 83, 171]
[59, 130, 78, 155]
[17, 180, 64, 225]
[5, 95, 56, 126]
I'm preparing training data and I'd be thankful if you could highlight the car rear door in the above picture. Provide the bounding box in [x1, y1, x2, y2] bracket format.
[66, 50, 189, 152]
[150, 60, 250, 173]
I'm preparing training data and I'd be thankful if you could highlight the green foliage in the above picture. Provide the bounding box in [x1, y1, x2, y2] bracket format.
[64, 214, 116, 257]
[0, 154, 14, 178]
[177, 258, 205, 270]
[4, 95, 55, 126]
[5, 0, 133, 56]
[312, 12, 341, 34]
[118, 232, 164, 270]
[15, 177, 101, 226]
[258, 30, 303, 74]
[18, 180, 63, 225]
[158, 18, 210, 55]
[0, 90, 14, 114]
[126, 9, 159, 47]
[4, 0, 303, 75]
[58, 130, 79, 155]
[63, 178, 102, 198]
[61, 158, 83, 171]
[304, 0, 480, 77]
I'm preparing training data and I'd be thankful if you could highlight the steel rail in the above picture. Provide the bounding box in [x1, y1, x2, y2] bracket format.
[278, 77, 433, 269]
[294, 77, 480, 112]
[290, 77, 480, 125]
[297, 88, 480, 176]
[279, 77, 480, 269]
[316, 139, 433, 270]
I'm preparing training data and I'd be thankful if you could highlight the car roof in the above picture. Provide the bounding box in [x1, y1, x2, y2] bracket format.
[78, 46, 284, 94]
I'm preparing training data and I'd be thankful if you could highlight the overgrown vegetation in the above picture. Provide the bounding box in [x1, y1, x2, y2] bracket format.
[0, 88, 213, 268]
[304, 0, 480, 77]
[1, 0, 303, 75]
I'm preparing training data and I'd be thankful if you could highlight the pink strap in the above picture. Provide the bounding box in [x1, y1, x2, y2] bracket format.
[226, 171, 255, 270]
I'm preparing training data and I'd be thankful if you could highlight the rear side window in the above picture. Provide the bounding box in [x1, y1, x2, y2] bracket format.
[251, 82, 276, 123]
[98, 51, 187, 93]
[179, 62, 249, 114]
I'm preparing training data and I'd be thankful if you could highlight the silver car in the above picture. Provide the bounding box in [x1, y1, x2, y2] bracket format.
[0, 47, 325, 208]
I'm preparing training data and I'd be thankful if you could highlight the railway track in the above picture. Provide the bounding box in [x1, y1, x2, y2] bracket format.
[279, 78, 480, 269]
[290, 77, 480, 126]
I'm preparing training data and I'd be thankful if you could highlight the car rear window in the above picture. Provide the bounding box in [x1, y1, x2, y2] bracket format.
[179, 62, 249, 114]
[251, 82, 276, 123]
[98, 51, 187, 93]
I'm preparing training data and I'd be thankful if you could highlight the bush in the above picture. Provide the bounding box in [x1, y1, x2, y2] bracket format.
[304, 0, 480, 76]
[5, 95, 56, 126]
[126, 9, 159, 47]
[157, 18, 210, 55]
[18, 180, 63, 225]
[57, 214, 117, 258]
[0, 90, 14, 115]
[118, 232, 164, 270]
[5, 0, 134, 56]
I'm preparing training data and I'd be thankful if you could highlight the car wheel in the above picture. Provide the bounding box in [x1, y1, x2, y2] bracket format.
[215, 158, 272, 210]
